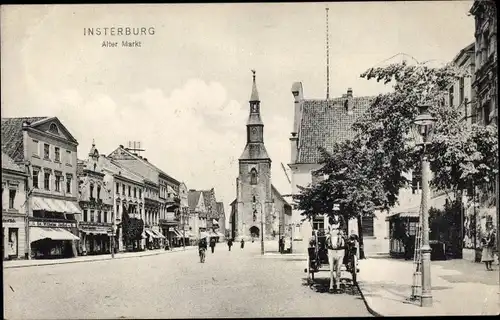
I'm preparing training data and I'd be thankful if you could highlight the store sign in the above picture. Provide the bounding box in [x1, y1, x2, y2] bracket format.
[168, 227, 174, 232]
[29, 220, 77, 228]
[79, 222, 112, 233]
[2, 218, 17, 224]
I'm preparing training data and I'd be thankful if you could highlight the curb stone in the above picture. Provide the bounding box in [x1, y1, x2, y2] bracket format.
[4, 247, 196, 269]
[356, 282, 383, 317]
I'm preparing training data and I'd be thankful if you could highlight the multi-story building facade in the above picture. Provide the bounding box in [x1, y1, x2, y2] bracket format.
[188, 189, 207, 238]
[2, 152, 28, 260]
[108, 145, 177, 247]
[1, 117, 81, 259]
[179, 182, 195, 243]
[216, 202, 226, 240]
[77, 143, 114, 255]
[287, 85, 387, 253]
[99, 155, 145, 251]
[470, 0, 498, 261]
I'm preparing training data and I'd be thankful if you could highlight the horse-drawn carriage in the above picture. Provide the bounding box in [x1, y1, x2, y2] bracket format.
[304, 226, 359, 290]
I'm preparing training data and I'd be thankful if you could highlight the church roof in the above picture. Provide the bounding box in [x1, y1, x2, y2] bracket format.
[239, 143, 271, 161]
[247, 113, 264, 126]
[297, 96, 374, 164]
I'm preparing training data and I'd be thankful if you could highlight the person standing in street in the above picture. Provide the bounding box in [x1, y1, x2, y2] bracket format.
[227, 239, 233, 251]
[240, 238, 245, 249]
[481, 221, 496, 271]
[278, 236, 284, 254]
[210, 237, 216, 253]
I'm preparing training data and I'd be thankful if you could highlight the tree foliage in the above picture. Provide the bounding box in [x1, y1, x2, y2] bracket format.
[294, 59, 497, 245]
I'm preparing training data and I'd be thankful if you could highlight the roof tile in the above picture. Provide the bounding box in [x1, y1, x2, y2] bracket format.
[297, 96, 374, 163]
[1, 117, 48, 162]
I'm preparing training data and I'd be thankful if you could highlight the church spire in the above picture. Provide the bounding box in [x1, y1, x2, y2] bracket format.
[250, 69, 260, 102]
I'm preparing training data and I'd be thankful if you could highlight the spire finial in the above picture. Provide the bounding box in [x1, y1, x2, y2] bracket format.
[92, 138, 95, 146]
[250, 69, 259, 101]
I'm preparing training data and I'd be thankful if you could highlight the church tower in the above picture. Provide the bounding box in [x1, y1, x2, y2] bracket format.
[236, 71, 273, 241]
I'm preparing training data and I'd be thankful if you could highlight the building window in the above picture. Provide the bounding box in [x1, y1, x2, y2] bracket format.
[448, 86, 454, 107]
[122, 184, 125, 195]
[66, 176, 72, 194]
[44, 144, 50, 160]
[312, 217, 324, 231]
[90, 210, 94, 222]
[66, 150, 72, 165]
[128, 186, 131, 196]
[116, 204, 120, 217]
[116, 182, 119, 194]
[139, 189, 142, 198]
[83, 210, 88, 222]
[32, 170, 39, 188]
[9, 189, 16, 209]
[97, 211, 102, 223]
[484, 103, 491, 125]
[97, 185, 101, 200]
[412, 168, 422, 194]
[55, 175, 61, 192]
[134, 187, 137, 198]
[55, 147, 60, 162]
[104, 211, 108, 223]
[362, 215, 374, 237]
[250, 168, 258, 185]
[90, 184, 94, 200]
[44, 172, 50, 190]
[459, 77, 465, 105]
[32, 140, 39, 157]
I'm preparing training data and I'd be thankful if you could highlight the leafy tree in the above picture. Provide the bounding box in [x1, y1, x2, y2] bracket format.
[294, 139, 390, 259]
[294, 59, 497, 258]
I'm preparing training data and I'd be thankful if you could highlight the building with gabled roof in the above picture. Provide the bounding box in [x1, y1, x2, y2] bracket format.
[2, 116, 81, 259]
[188, 189, 208, 237]
[288, 84, 390, 254]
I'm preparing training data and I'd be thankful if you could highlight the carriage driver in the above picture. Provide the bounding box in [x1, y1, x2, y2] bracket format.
[325, 214, 346, 293]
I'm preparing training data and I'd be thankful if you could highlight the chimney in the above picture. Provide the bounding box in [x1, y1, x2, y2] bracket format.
[119, 144, 124, 148]
[144, 158, 148, 162]
[291, 82, 304, 135]
[347, 87, 353, 98]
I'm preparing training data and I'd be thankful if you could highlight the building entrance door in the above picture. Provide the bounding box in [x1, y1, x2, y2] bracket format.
[249, 226, 260, 238]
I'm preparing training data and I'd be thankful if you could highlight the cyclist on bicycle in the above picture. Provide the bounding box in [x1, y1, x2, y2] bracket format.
[198, 237, 208, 262]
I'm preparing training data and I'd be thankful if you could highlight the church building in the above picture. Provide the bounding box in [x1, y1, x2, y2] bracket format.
[230, 71, 292, 241]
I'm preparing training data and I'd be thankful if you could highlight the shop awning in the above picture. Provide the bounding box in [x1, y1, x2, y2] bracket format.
[32, 197, 81, 214]
[172, 229, 183, 238]
[145, 229, 157, 239]
[80, 228, 109, 235]
[152, 230, 166, 239]
[30, 227, 80, 243]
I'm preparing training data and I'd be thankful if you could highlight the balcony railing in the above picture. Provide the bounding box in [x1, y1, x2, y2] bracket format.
[166, 194, 181, 204]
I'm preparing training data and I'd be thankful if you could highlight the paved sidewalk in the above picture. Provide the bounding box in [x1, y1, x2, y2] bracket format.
[3, 246, 197, 269]
[357, 258, 500, 316]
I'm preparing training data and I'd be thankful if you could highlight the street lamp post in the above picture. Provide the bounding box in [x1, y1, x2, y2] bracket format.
[260, 202, 264, 255]
[412, 104, 436, 308]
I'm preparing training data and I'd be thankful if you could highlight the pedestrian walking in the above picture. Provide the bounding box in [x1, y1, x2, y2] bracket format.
[481, 221, 496, 271]
[227, 239, 233, 251]
[240, 238, 245, 249]
[210, 237, 216, 254]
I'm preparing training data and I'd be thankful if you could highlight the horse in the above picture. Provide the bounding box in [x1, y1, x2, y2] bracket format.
[325, 220, 346, 293]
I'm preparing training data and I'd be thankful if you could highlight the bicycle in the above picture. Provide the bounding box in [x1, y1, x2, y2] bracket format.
[199, 248, 206, 263]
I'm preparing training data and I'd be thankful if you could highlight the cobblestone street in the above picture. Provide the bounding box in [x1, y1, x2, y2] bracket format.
[3, 242, 371, 319]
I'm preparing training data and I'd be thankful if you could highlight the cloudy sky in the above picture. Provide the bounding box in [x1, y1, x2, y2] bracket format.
[1, 2, 474, 225]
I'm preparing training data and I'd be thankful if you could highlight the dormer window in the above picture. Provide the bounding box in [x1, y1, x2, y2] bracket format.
[49, 123, 59, 135]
